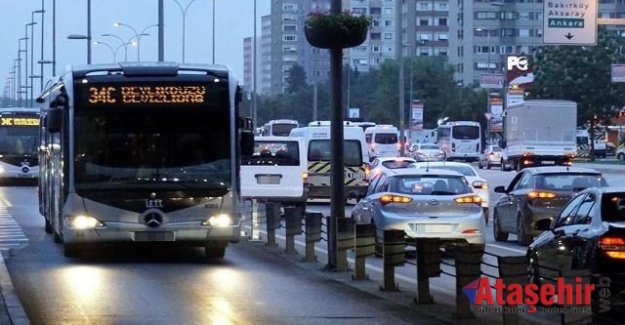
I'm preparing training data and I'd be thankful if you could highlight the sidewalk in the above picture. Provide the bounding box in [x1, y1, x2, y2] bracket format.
[0, 251, 29, 325]
[573, 159, 625, 174]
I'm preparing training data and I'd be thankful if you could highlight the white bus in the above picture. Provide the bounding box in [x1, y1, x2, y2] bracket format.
[36, 62, 254, 259]
[437, 121, 482, 161]
[0, 107, 40, 181]
[261, 119, 299, 137]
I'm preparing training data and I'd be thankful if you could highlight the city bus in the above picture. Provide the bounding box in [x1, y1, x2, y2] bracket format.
[260, 119, 299, 136]
[436, 121, 482, 161]
[36, 62, 254, 259]
[0, 107, 40, 182]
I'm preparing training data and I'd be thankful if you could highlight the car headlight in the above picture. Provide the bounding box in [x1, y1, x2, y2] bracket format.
[65, 215, 104, 229]
[203, 214, 232, 227]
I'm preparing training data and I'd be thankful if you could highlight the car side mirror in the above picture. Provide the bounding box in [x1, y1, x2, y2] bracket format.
[534, 218, 553, 231]
[494, 186, 506, 193]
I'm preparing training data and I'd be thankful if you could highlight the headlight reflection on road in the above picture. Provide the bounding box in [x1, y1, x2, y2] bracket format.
[62, 265, 105, 301]
[199, 268, 243, 324]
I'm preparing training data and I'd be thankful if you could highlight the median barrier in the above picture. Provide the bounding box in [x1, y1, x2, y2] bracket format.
[304, 211, 323, 262]
[284, 207, 303, 254]
[414, 238, 441, 304]
[352, 223, 376, 280]
[264, 202, 281, 246]
[380, 229, 406, 291]
[454, 244, 484, 319]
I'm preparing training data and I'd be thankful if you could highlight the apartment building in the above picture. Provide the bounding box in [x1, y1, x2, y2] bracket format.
[244, 0, 625, 96]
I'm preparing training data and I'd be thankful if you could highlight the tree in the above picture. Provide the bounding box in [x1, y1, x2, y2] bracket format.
[529, 27, 625, 124]
[285, 64, 307, 94]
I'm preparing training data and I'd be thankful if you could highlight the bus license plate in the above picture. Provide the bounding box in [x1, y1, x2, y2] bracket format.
[345, 172, 364, 179]
[135, 231, 175, 242]
[541, 161, 555, 165]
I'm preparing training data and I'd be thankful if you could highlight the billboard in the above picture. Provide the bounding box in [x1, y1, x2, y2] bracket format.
[411, 100, 424, 131]
[480, 73, 505, 89]
[489, 96, 503, 133]
[506, 55, 533, 89]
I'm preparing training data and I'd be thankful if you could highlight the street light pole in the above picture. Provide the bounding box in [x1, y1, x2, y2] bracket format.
[33, 8, 45, 92]
[172, 0, 199, 63]
[102, 34, 130, 62]
[114, 22, 157, 61]
[27, 21, 37, 107]
[93, 40, 117, 63]
[212, 0, 216, 64]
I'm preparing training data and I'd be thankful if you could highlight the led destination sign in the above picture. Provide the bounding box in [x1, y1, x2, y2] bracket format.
[88, 85, 207, 105]
[0, 117, 40, 127]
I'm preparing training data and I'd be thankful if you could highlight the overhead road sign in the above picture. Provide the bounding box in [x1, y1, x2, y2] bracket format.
[543, 0, 597, 45]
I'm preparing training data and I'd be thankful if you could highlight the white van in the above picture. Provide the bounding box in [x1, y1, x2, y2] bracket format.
[240, 136, 308, 208]
[364, 125, 400, 160]
[289, 124, 369, 200]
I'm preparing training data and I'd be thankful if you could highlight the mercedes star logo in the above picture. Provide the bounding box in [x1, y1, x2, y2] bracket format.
[144, 212, 163, 228]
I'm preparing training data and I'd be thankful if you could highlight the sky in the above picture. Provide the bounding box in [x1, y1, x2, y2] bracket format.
[0, 0, 270, 94]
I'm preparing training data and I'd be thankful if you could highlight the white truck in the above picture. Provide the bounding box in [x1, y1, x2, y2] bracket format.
[500, 100, 577, 171]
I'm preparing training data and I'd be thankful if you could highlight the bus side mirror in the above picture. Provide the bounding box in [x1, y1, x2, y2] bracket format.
[241, 131, 254, 156]
[46, 108, 63, 133]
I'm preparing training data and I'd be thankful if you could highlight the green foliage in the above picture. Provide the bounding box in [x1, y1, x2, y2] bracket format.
[286, 64, 307, 94]
[529, 27, 625, 124]
[255, 56, 488, 129]
[306, 11, 372, 30]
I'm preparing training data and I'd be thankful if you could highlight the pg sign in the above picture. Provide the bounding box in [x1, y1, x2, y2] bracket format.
[543, 0, 597, 45]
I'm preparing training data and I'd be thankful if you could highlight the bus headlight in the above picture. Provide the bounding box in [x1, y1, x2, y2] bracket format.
[203, 214, 231, 227]
[65, 215, 104, 229]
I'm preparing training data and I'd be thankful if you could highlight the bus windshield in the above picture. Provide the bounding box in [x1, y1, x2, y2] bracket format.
[452, 126, 480, 139]
[0, 119, 39, 156]
[271, 123, 298, 136]
[74, 106, 231, 193]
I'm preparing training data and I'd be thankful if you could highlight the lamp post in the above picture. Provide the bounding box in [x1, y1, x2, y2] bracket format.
[67, 34, 92, 64]
[171, 0, 200, 63]
[93, 40, 120, 63]
[113, 22, 157, 61]
[212, 0, 215, 64]
[101, 34, 132, 62]
[28, 20, 37, 107]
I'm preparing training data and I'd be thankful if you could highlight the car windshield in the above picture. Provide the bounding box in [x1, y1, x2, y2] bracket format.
[419, 144, 438, 150]
[534, 173, 608, 190]
[601, 193, 625, 222]
[391, 175, 471, 195]
[381, 160, 414, 169]
[374, 133, 398, 144]
[414, 165, 476, 177]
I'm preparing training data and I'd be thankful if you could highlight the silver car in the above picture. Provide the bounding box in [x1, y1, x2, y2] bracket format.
[410, 143, 444, 162]
[351, 168, 486, 245]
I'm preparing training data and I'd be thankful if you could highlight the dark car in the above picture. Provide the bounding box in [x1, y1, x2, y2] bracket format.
[493, 166, 608, 245]
[527, 186, 625, 309]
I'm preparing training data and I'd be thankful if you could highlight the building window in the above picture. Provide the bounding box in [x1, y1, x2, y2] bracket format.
[283, 25, 297, 32]
[283, 35, 297, 42]
[384, 7, 393, 15]
[438, 33, 448, 40]
[385, 20, 393, 27]
[353, 7, 367, 15]
[418, 3, 430, 10]
[282, 4, 298, 12]
[437, 3, 449, 10]
[438, 18, 447, 26]
[373, 19, 380, 27]
[384, 32, 393, 40]
[370, 7, 381, 14]
[370, 33, 381, 40]
[372, 46, 380, 52]
[419, 19, 429, 26]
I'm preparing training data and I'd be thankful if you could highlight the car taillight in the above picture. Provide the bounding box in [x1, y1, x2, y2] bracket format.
[379, 195, 412, 205]
[454, 195, 482, 205]
[364, 166, 370, 179]
[472, 181, 488, 189]
[302, 171, 309, 184]
[527, 191, 556, 199]
[599, 236, 625, 259]
[489, 152, 496, 157]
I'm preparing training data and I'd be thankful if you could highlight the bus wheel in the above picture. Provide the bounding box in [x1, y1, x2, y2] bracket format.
[44, 218, 53, 234]
[205, 242, 227, 260]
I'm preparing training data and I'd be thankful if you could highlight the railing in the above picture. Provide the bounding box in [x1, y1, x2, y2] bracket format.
[242, 201, 599, 325]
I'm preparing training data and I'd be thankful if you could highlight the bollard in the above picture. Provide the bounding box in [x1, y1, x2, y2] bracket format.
[414, 238, 441, 304]
[284, 206, 303, 254]
[559, 269, 593, 325]
[264, 202, 281, 247]
[497, 255, 527, 325]
[304, 212, 323, 262]
[352, 223, 376, 280]
[249, 199, 263, 241]
[454, 243, 484, 319]
[379, 229, 406, 291]
[336, 218, 354, 271]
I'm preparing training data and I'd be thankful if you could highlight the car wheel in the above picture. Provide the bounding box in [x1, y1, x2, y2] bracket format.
[205, 242, 227, 260]
[493, 210, 508, 242]
[619, 153, 625, 161]
[500, 160, 507, 172]
[63, 243, 79, 258]
[478, 161, 483, 169]
[517, 216, 533, 246]
[486, 161, 491, 170]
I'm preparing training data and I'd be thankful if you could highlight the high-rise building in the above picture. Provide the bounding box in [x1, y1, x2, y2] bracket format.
[244, 0, 625, 96]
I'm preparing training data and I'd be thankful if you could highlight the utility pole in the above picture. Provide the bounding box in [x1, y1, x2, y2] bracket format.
[396, 0, 405, 156]
[158, 0, 164, 62]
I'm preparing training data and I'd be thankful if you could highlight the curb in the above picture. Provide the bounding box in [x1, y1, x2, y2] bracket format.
[0, 251, 29, 325]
